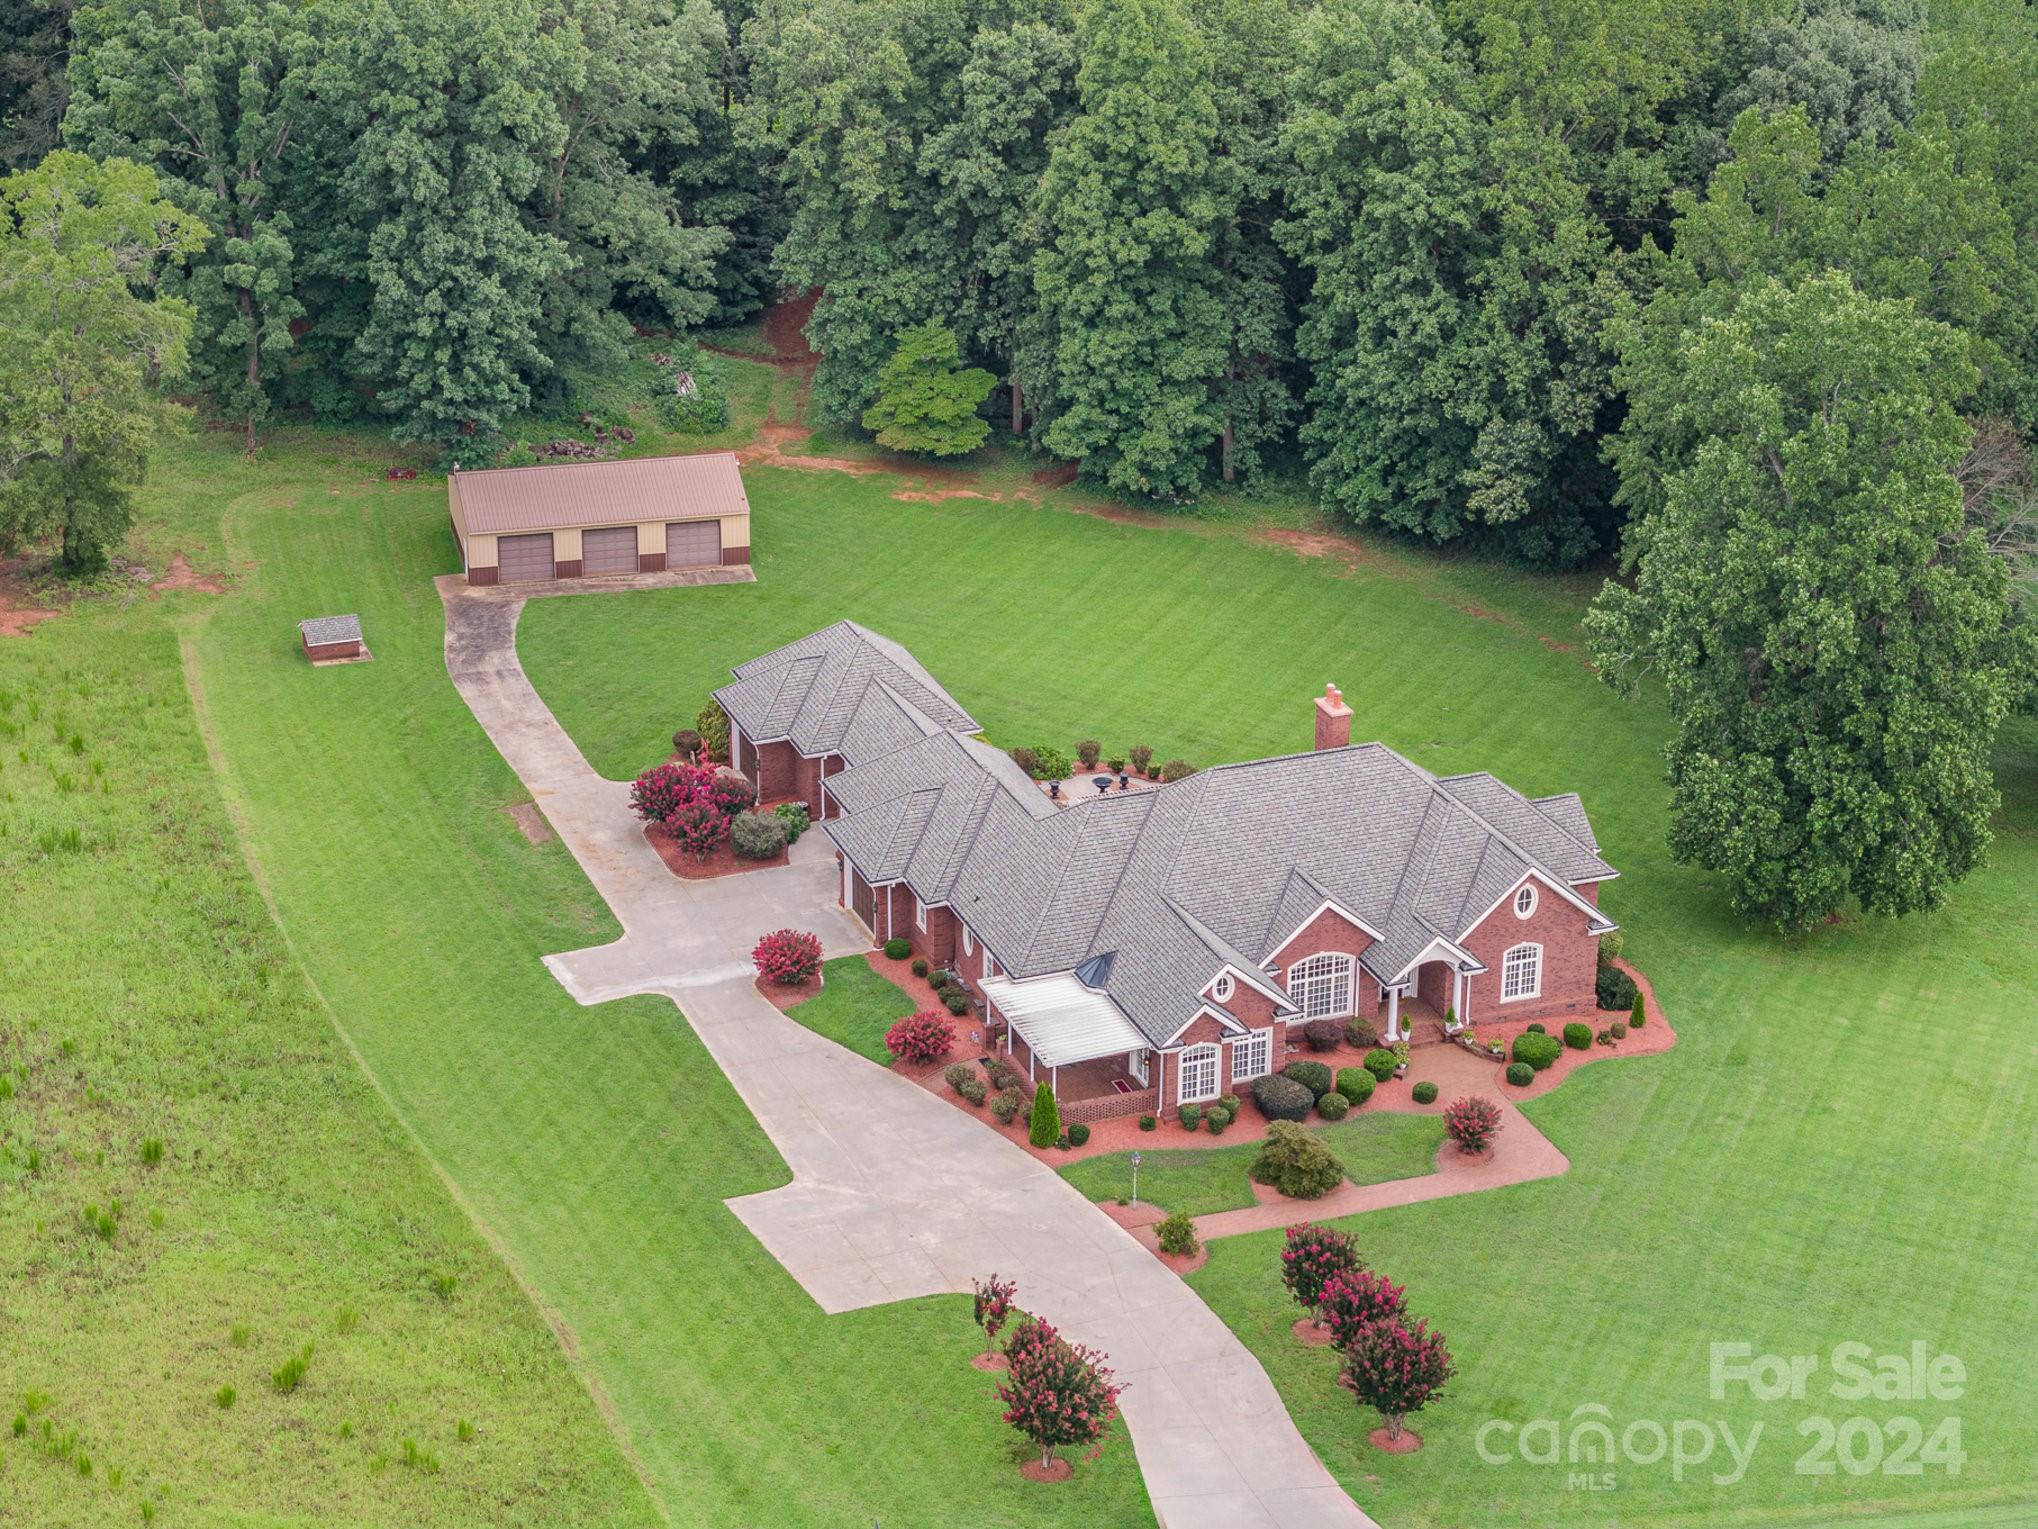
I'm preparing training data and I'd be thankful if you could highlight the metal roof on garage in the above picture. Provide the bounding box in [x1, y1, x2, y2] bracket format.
[979, 972, 1147, 1068]
[450, 451, 749, 534]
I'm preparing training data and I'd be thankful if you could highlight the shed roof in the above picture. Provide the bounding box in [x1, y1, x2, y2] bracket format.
[299, 614, 361, 645]
[449, 452, 749, 534]
[978, 972, 1147, 1068]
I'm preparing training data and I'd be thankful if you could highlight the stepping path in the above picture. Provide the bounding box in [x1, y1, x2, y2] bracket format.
[435, 576, 1379, 1529]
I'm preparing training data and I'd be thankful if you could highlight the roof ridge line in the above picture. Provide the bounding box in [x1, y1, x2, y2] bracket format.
[1447, 775, 1607, 868]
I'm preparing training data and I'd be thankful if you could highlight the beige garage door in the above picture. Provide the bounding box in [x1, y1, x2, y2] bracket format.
[665, 518, 722, 567]
[582, 525, 639, 575]
[497, 532, 555, 583]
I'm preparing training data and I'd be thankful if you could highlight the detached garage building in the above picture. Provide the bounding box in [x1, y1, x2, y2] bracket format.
[449, 451, 751, 586]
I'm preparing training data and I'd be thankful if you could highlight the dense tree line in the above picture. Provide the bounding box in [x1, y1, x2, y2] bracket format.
[3, 0, 2036, 928]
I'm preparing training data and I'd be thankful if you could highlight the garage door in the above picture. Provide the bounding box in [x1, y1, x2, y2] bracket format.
[497, 532, 554, 583]
[665, 518, 722, 567]
[582, 525, 639, 575]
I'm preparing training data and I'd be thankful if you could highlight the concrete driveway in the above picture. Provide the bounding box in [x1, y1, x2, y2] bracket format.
[437, 577, 1380, 1529]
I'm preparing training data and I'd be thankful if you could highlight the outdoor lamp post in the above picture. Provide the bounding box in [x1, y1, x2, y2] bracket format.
[1131, 1151, 1141, 1208]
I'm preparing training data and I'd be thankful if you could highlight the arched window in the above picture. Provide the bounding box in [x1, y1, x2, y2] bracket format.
[1288, 953, 1354, 1019]
[1179, 1044, 1220, 1104]
[1501, 943, 1541, 1001]
[1514, 883, 1538, 919]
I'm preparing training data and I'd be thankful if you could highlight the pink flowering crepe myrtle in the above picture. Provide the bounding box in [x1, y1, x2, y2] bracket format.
[996, 1316, 1124, 1470]
[972, 1273, 1016, 1357]
[1339, 1315, 1455, 1441]
[1279, 1222, 1364, 1322]
[1319, 1267, 1408, 1351]
[884, 1010, 957, 1066]
[751, 928, 822, 986]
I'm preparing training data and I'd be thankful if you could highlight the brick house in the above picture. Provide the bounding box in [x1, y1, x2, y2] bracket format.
[718, 629, 1618, 1122]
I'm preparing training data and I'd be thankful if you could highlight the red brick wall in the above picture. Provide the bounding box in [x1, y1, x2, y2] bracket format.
[1460, 876, 1600, 1027]
[1416, 960, 1453, 1011]
[302, 639, 361, 661]
[1157, 1011, 1277, 1112]
[1268, 906, 1384, 1024]
[791, 752, 824, 815]
[467, 565, 499, 586]
[753, 739, 798, 804]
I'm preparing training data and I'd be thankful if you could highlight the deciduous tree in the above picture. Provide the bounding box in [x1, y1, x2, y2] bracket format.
[861, 322, 994, 456]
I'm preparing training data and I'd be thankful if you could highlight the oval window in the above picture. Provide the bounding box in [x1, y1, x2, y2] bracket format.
[1514, 884, 1538, 918]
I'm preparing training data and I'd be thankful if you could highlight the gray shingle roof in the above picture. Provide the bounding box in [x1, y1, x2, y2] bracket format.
[299, 614, 361, 645]
[763, 627, 1617, 1048]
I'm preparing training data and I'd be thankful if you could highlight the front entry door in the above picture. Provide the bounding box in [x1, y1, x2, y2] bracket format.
[1127, 1049, 1148, 1086]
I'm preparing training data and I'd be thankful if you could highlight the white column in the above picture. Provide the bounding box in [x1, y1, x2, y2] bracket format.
[1386, 986, 1401, 1042]
[1452, 970, 1464, 1026]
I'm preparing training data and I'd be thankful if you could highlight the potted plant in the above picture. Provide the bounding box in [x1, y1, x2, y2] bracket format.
[1390, 1039, 1411, 1078]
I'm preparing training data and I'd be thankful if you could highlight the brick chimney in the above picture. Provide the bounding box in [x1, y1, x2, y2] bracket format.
[1313, 682, 1353, 751]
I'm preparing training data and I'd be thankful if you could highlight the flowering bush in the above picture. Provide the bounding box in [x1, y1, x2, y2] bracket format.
[972, 1273, 1017, 1356]
[1442, 1095, 1504, 1154]
[706, 771, 756, 819]
[1339, 1316, 1455, 1441]
[665, 801, 727, 860]
[630, 762, 715, 822]
[1319, 1268, 1408, 1350]
[997, 1316, 1122, 1469]
[752, 928, 822, 986]
[1279, 1222, 1363, 1319]
[884, 1010, 956, 1066]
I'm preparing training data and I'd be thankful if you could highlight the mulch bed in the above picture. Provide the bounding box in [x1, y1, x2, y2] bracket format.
[1292, 1318, 1335, 1347]
[644, 821, 787, 879]
[754, 973, 822, 1012]
[1156, 1244, 1209, 1276]
[969, 1352, 1009, 1373]
[1369, 1427, 1422, 1455]
[1019, 1458, 1073, 1484]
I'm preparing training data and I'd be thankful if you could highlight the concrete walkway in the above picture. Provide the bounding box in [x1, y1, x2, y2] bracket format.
[435, 577, 1378, 1529]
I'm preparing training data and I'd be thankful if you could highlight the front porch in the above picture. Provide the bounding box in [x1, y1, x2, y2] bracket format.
[980, 971, 1160, 1124]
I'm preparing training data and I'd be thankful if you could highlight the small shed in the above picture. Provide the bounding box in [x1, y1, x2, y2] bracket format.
[300, 614, 364, 662]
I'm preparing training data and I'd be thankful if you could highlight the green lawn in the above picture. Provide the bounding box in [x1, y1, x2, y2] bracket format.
[1060, 1112, 1449, 1218]
[157, 434, 1145, 1525]
[519, 457, 2038, 1527]
[786, 955, 916, 1065]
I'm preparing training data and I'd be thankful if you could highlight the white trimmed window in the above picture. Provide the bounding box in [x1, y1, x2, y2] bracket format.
[1211, 972, 1234, 1003]
[962, 925, 974, 956]
[1514, 883, 1538, 919]
[914, 896, 928, 931]
[1501, 943, 1542, 1001]
[983, 948, 995, 980]
[1179, 1044, 1220, 1104]
[1288, 952, 1355, 1020]
[1231, 1028, 1272, 1083]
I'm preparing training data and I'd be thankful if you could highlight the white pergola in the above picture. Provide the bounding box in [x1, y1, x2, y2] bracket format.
[979, 972, 1148, 1095]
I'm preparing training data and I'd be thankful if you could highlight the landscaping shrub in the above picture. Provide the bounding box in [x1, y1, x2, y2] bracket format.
[1526, 1022, 1545, 1033]
[942, 1062, 973, 1091]
[1105, 756, 1125, 773]
[705, 772, 756, 819]
[997, 1317, 1122, 1471]
[1302, 1018, 1344, 1052]
[1219, 1093, 1241, 1119]
[1138, 1114, 1156, 1131]
[666, 801, 727, 860]
[1281, 1060, 1334, 1099]
[1442, 1096, 1504, 1153]
[882, 936, 911, 960]
[1316, 1091, 1349, 1121]
[1595, 965, 1639, 1011]
[1511, 1032, 1561, 1070]
[1007, 745, 1041, 776]
[695, 702, 730, 762]
[1156, 1210, 1199, 1257]
[1319, 1268, 1408, 1350]
[1334, 1068, 1376, 1106]
[942, 990, 970, 1015]
[1204, 1102, 1233, 1129]
[957, 1074, 986, 1105]
[1361, 1048, 1398, 1083]
[655, 343, 732, 432]
[1340, 1316, 1454, 1442]
[911, 957, 930, 977]
[629, 761, 711, 822]
[1178, 1103, 1203, 1130]
[752, 928, 822, 986]
[1031, 745, 1071, 780]
[1206, 1109, 1229, 1135]
[730, 809, 788, 860]
[1563, 1022, 1593, 1050]
[1067, 1122, 1090, 1147]
[1029, 1085, 1063, 1148]
[1505, 1061, 1535, 1087]
[1411, 1081, 1438, 1105]
[1279, 1222, 1363, 1318]
[1598, 929, 1625, 966]
[973, 1273, 1017, 1358]
[885, 1010, 956, 1066]
[991, 1088, 1024, 1124]
[985, 1056, 1023, 1093]
[1158, 759, 1196, 782]
[1630, 990, 1647, 1029]
[1252, 1074, 1314, 1122]
[1595, 1025, 1620, 1047]
[773, 800, 809, 842]
[1253, 1122, 1344, 1199]
[1344, 1017, 1379, 1050]
[1075, 739, 1101, 768]
[1128, 744, 1154, 775]
[671, 727, 703, 762]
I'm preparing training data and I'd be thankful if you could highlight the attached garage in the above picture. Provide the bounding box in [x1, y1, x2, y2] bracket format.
[447, 451, 753, 586]
[497, 532, 555, 583]
[665, 518, 722, 568]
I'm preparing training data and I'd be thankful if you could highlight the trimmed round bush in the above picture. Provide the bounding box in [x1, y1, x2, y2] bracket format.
[1563, 1021, 1593, 1050]
[1526, 1022, 1546, 1034]
[942, 990, 970, 1015]
[1610, 1021, 1628, 1040]
[1281, 1060, 1334, 1099]
[1595, 965, 1639, 1011]
[882, 936, 911, 960]
[885, 1011, 956, 1065]
[1361, 1048, 1398, 1083]
[1178, 1103, 1203, 1130]
[1334, 1068, 1376, 1107]
[773, 800, 809, 842]
[1206, 1110, 1229, 1135]
[1031, 745, 1071, 780]
[1344, 1017, 1379, 1050]
[910, 957, 929, 977]
[1411, 1080, 1438, 1105]
[730, 809, 788, 861]
[1158, 759, 1197, 782]
[942, 1062, 973, 1092]
[1138, 1114, 1157, 1131]
[1251, 1074, 1314, 1122]
[1316, 1091, 1350, 1121]
[991, 1088, 1023, 1124]
[1205, 1102, 1234, 1129]
[1505, 1061, 1535, 1087]
[1252, 1122, 1343, 1198]
[1067, 1122, 1091, 1148]
[1301, 1018, 1345, 1053]
[1156, 1210, 1199, 1257]
[1075, 739, 1102, 768]
[1219, 1093, 1241, 1119]
[1511, 1031, 1562, 1071]
[958, 1075, 986, 1105]
[1007, 745, 1041, 776]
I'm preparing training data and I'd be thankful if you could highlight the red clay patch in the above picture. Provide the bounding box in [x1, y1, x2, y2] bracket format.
[763, 290, 820, 369]
[970, 1351, 1009, 1373]
[149, 551, 226, 595]
[1292, 1318, 1335, 1348]
[1369, 1426, 1422, 1455]
[644, 821, 787, 879]
[505, 801, 555, 844]
[0, 556, 61, 636]
[1032, 462, 1079, 488]
[1020, 1458, 1074, 1484]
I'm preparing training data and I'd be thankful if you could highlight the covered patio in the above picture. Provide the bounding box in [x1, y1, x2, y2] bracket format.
[980, 971, 1159, 1123]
